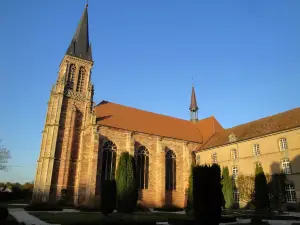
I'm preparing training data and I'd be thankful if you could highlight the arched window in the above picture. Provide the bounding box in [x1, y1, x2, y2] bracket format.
[67, 64, 76, 90]
[165, 150, 176, 191]
[101, 141, 117, 182]
[135, 146, 149, 189]
[76, 67, 86, 92]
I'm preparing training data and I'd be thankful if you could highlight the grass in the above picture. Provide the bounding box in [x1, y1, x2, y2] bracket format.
[29, 211, 188, 225]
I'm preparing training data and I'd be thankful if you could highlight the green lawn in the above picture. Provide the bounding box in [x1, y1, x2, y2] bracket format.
[29, 211, 188, 225]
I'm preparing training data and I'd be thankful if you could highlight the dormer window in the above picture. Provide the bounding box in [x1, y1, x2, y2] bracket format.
[228, 133, 237, 142]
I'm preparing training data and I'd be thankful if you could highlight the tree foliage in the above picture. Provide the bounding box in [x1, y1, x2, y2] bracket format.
[268, 173, 286, 204]
[222, 167, 234, 209]
[100, 180, 116, 216]
[193, 164, 222, 225]
[185, 164, 194, 214]
[0, 181, 34, 202]
[0, 141, 10, 171]
[236, 174, 254, 203]
[115, 151, 138, 213]
[254, 164, 269, 210]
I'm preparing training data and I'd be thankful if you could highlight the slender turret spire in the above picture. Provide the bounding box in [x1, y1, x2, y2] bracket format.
[66, 4, 92, 61]
[189, 85, 199, 122]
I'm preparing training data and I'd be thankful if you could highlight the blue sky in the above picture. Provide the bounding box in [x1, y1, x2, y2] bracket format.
[0, 0, 299, 183]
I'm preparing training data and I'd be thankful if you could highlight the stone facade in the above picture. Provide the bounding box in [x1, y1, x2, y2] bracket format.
[32, 54, 94, 204]
[94, 127, 199, 207]
[196, 127, 300, 205]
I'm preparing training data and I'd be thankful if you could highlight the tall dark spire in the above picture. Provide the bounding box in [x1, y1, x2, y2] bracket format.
[66, 4, 92, 61]
[189, 85, 198, 122]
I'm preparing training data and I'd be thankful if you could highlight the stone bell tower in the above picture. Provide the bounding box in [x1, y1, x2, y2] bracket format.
[32, 3, 95, 204]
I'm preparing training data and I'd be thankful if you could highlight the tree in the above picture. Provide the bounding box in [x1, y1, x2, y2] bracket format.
[100, 180, 116, 216]
[268, 173, 286, 211]
[236, 174, 254, 204]
[115, 152, 138, 213]
[254, 164, 269, 211]
[185, 164, 194, 215]
[193, 164, 222, 225]
[222, 167, 234, 209]
[0, 141, 10, 171]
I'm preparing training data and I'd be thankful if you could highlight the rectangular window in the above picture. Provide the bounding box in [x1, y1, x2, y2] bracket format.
[281, 158, 291, 174]
[279, 138, 288, 151]
[233, 189, 239, 203]
[253, 144, 260, 156]
[232, 166, 238, 179]
[212, 152, 217, 164]
[231, 149, 237, 160]
[285, 184, 297, 203]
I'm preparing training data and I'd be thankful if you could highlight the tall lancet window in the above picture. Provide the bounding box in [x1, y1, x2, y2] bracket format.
[101, 141, 117, 182]
[76, 67, 86, 92]
[67, 64, 76, 90]
[165, 150, 176, 191]
[135, 146, 149, 189]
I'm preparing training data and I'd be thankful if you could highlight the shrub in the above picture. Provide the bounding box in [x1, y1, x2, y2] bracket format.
[0, 207, 8, 223]
[237, 174, 254, 203]
[135, 200, 151, 212]
[100, 180, 117, 215]
[268, 173, 286, 210]
[24, 202, 62, 211]
[153, 206, 184, 212]
[254, 164, 269, 211]
[222, 167, 234, 209]
[185, 164, 194, 214]
[115, 152, 138, 213]
[75, 205, 101, 212]
[193, 164, 222, 225]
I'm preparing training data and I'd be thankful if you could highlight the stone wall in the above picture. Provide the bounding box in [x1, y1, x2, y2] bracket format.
[91, 125, 200, 208]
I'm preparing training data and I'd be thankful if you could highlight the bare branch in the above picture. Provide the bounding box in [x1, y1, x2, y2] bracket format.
[0, 140, 11, 171]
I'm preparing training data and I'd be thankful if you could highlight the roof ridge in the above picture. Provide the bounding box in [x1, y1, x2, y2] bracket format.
[227, 107, 300, 130]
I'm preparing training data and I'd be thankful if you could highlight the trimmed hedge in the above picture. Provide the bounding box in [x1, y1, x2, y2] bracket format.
[100, 180, 117, 215]
[222, 167, 233, 209]
[254, 164, 269, 210]
[168, 215, 236, 225]
[0, 207, 8, 223]
[153, 206, 184, 212]
[185, 164, 194, 214]
[193, 164, 222, 225]
[115, 152, 138, 213]
[24, 202, 62, 211]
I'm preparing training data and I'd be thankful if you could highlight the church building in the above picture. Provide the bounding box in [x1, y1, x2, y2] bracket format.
[33, 4, 300, 208]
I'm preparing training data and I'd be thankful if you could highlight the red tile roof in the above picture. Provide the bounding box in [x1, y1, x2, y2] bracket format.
[200, 107, 300, 150]
[95, 101, 223, 143]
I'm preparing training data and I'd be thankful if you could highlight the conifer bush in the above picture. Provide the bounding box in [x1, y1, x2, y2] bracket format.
[100, 180, 116, 216]
[185, 164, 194, 215]
[115, 151, 138, 213]
[222, 166, 234, 209]
[193, 164, 222, 225]
[254, 164, 269, 211]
